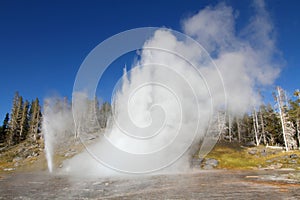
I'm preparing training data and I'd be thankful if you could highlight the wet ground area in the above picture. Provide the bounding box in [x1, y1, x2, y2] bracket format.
[0, 170, 299, 199]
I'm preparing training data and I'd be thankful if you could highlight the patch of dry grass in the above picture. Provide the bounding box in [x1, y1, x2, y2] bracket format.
[205, 141, 300, 170]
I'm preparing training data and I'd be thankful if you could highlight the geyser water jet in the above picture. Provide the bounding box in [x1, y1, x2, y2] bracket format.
[43, 98, 74, 173]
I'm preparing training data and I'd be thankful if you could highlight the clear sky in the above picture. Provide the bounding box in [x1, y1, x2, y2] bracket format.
[0, 0, 300, 121]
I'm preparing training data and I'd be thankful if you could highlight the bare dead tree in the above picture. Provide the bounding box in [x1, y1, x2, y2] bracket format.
[276, 86, 297, 151]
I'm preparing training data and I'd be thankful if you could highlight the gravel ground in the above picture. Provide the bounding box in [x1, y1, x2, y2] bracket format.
[0, 170, 299, 199]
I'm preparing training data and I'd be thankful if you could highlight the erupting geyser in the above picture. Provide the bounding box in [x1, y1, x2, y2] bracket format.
[43, 1, 281, 176]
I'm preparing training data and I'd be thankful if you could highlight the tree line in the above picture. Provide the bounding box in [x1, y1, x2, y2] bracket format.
[72, 96, 112, 138]
[1, 87, 299, 152]
[0, 92, 113, 149]
[220, 86, 300, 151]
[0, 92, 42, 148]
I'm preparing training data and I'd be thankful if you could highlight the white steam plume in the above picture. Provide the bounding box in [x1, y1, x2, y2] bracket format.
[44, 0, 282, 176]
[183, 0, 281, 114]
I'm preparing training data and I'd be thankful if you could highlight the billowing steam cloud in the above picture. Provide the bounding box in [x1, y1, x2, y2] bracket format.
[44, 0, 282, 176]
[183, 0, 280, 114]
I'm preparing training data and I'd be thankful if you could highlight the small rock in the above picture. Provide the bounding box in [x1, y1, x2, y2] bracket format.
[105, 182, 109, 186]
[288, 160, 297, 164]
[191, 157, 203, 167]
[248, 149, 257, 155]
[24, 152, 31, 158]
[18, 148, 25, 153]
[261, 152, 267, 157]
[3, 168, 15, 171]
[261, 149, 268, 156]
[13, 157, 22, 162]
[290, 154, 298, 159]
[32, 152, 39, 157]
[244, 141, 256, 147]
[205, 158, 219, 167]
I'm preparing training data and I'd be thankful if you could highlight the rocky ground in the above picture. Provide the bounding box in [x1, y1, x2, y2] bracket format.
[0, 140, 45, 173]
[0, 170, 299, 199]
[0, 137, 90, 173]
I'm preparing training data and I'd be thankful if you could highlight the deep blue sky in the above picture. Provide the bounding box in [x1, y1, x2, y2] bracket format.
[0, 0, 300, 120]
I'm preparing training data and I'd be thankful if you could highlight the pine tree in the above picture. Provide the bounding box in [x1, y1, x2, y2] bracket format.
[263, 104, 281, 146]
[289, 90, 300, 149]
[29, 98, 42, 143]
[19, 100, 29, 141]
[236, 117, 241, 143]
[7, 92, 24, 146]
[99, 102, 112, 129]
[86, 97, 100, 133]
[14, 95, 24, 144]
[239, 113, 253, 144]
[0, 113, 9, 145]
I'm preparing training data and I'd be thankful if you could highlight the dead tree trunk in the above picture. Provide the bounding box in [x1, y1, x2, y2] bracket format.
[296, 121, 300, 150]
[236, 118, 241, 143]
[277, 87, 289, 151]
[228, 114, 232, 142]
[253, 109, 260, 146]
[259, 109, 266, 145]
